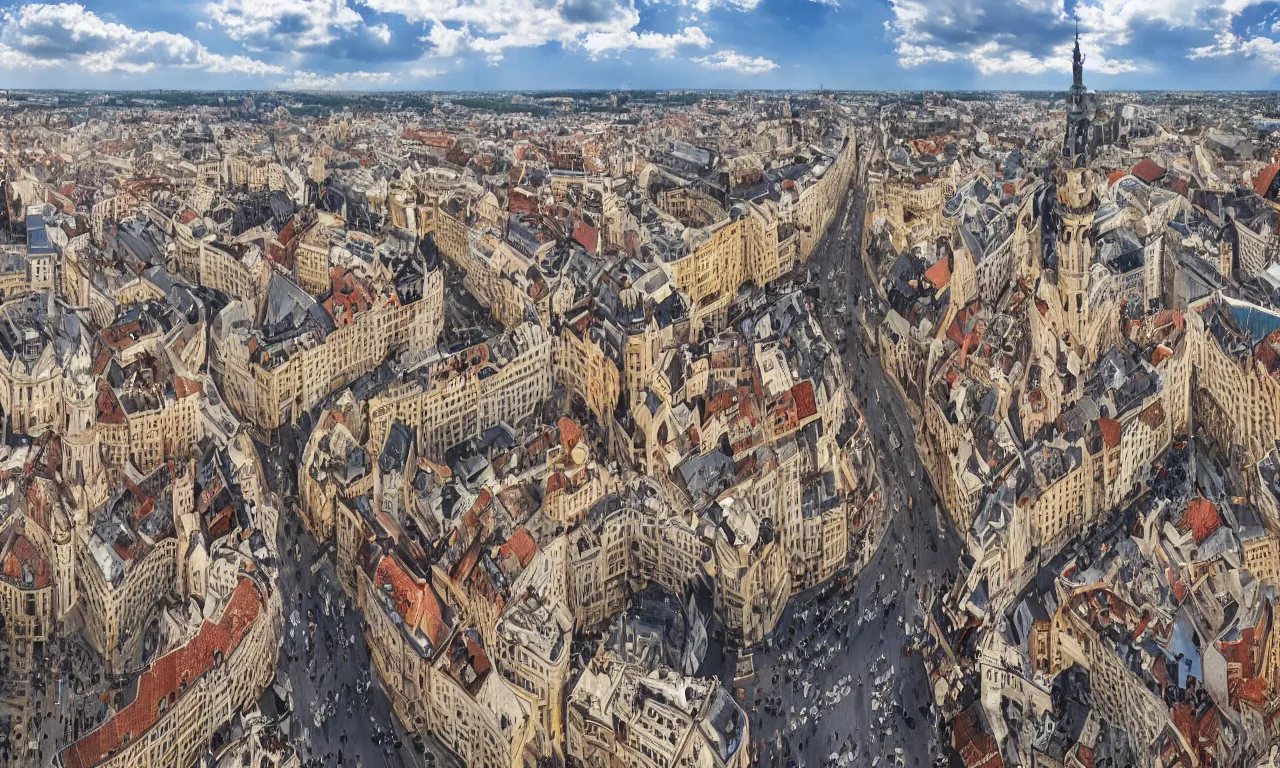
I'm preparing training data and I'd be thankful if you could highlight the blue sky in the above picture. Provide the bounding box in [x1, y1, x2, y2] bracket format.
[2, 0, 1280, 90]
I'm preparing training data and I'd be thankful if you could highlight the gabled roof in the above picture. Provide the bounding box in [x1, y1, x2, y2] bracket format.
[1130, 158, 1166, 184]
[1097, 417, 1121, 449]
[1255, 162, 1280, 199]
[375, 553, 450, 651]
[61, 578, 264, 768]
[924, 258, 951, 291]
[1181, 497, 1223, 544]
[499, 527, 538, 568]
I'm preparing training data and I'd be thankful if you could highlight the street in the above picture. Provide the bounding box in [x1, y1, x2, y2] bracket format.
[738, 132, 963, 768]
[263, 430, 460, 768]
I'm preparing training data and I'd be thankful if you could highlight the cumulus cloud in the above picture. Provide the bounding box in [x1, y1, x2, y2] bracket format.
[206, 0, 362, 49]
[693, 49, 777, 74]
[657, 0, 834, 9]
[420, 23, 469, 58]
[886, 0, 1141, 75]
[362, 0, 694, 62]
[278, 69, 396, 89]
[885, 0, 1280, 76]
[681, 0, 762, 11]
[0, 3, 281, 75]
[1190, 28, 1280, 66]
[1185, 1, 1280, 68]
[204, 0, 400, 60]
[582, 24, 712, 59]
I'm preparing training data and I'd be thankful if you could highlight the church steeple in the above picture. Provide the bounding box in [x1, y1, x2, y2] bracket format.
[1064, 20, 1091, 165]
[1072, 22, 1084, 90]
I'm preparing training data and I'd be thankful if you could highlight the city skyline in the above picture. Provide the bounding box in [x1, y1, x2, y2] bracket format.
[7, 0, 1280, 92]
[3, 10, 1280, 768]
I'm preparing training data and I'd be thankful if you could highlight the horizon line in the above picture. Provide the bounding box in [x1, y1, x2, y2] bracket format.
[5, 87, 1280, 95]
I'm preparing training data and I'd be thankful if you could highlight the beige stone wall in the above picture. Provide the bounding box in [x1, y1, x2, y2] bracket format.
[224, 271, 444, 431]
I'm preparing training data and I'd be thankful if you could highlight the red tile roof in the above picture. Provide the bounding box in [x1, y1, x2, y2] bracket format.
[1138, 401, 1166, 429]
[96, 380, 126, 425]
[464, 635, 490, 678]
[61, 578, 263, 768]
[924, 258, 951, 291]
[1182, 497, 1223, 544]
[1096, 418, 1121, 449]
[1256, 162, 1280, 199]
[1229, 676, 1270, 709]
[558, 416, 583, 455]
[952, 705, 1003, 768]
[1130, 158, 1166, 184]
[461, 489, 494, 542]
[1153, 309, 1185, 330]
[323, 268, 375, 326]
[1171, 702, 1220, 765]
[572, 220, 598, 253]
[499, 527, 538, 568]
[1075, 745, 1096, 768]
[1, 531, 51, 588]
[173, 376, 203, 399]
[791, 381, 818, 421]
[375, 554, 449, 650]
[705, 390, 738, 418]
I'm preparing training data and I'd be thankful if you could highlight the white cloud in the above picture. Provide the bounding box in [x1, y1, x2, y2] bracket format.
[420, 23, 470, 58]
[693, 48, 777, 74]
[206, 0, 360, 49]
[665, 0, 832, 10]
[685, 0, 762, 11]
[1190, 28, 1280, 67]
[0, 3, 282, 75]
[885, 0, 1146, 75]
[204, 0, 394, 54]
[644, 0, 763, 12]
[893, 41, 958, 67]
[887, 0, 1280, 76]
[278, 69, 396, 89]
[361, 0, 654, 62]
[1183, 0, 1280, 69]
[582, 24, 711, 58]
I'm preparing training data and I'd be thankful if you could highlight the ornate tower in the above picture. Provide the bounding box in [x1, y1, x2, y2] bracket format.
[62, 337, 107, 519]
[173, 460, 207, 603]
[50, 502, 76, 622]
[1054, 25, 1101, 360]
[1064, 24, 1092, 167]
[1055, 167, 1096, 342]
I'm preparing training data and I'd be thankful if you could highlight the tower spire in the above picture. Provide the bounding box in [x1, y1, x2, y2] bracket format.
[1071, 21, 1085, 89]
